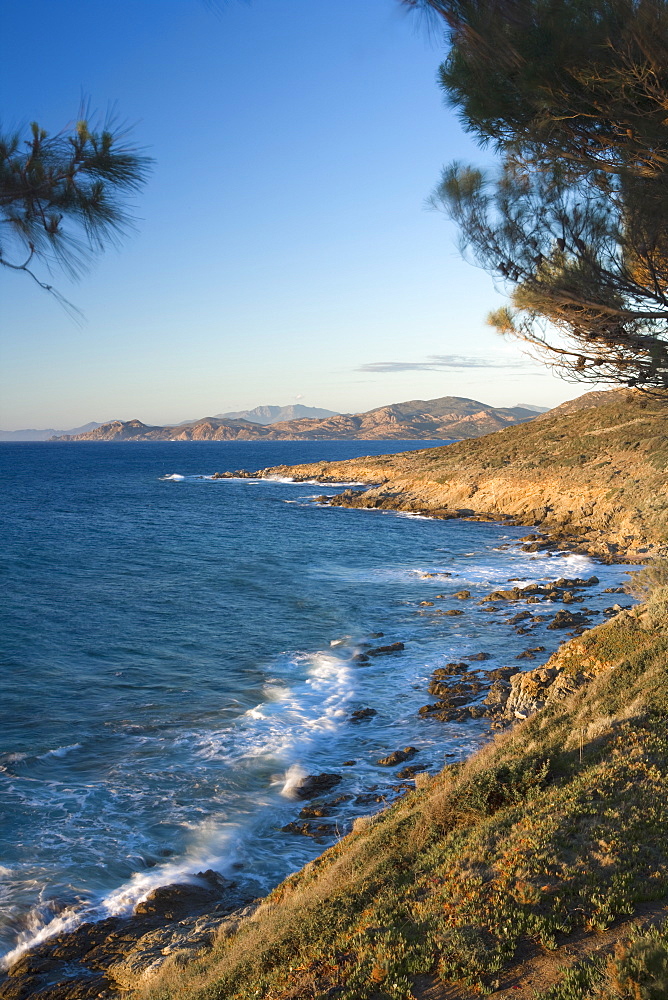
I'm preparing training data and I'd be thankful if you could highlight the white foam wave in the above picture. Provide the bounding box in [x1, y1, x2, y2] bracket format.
[1, 907, 85, 971]
[263, 476, 367, 487]
[1, 820, 248, 969]
[37, 743, 81, 760]
[160, 473, 185, 481]
[280, 764, 308, 799]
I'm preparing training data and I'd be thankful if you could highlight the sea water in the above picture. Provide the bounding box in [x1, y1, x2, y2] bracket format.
[0, 440, 633, 964]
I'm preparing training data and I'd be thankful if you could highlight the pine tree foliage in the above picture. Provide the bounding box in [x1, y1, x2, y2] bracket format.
[0, 117, 151, 305]
[402, 0, 668, 390]
[436, 159, 668, 388]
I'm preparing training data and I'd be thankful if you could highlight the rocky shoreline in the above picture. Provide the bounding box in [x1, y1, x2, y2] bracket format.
[0, 522, 636, 1000]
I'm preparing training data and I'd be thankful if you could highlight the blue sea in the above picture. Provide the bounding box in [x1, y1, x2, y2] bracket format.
[0, 440, 633, 964]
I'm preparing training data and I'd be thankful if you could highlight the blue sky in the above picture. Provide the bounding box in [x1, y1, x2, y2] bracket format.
[0, 0, 597, 430]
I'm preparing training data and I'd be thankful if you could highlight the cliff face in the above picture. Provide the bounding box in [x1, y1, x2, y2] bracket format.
[51, 396, 539, 441]
[258, 390, 668, 561]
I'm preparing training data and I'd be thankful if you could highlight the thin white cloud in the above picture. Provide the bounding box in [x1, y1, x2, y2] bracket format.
[357, 354, 534, 373]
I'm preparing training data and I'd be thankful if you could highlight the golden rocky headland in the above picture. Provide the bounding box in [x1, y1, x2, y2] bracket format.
[258, 390, 668, 562]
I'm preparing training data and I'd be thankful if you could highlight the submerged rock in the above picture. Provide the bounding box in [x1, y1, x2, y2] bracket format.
[366, 642, 405, 656]
[350, 707, 377, 722]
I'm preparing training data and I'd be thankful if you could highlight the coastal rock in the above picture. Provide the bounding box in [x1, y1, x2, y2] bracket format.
[488, 667, 516, 680]
[325, 794, 352, 806]
[0, 975, 111, 999]
[293, 773, 343, 798]
[484, 680, 511, 707]
[104, 901, 259, 991]
[483, 577, 599, 604]
[547, 610, 591, 629]
[397, 763, 432, 779]
[0, 887, 252, 1000]
[516, 646, 546, 660]
[281, 821, 338, 838]
[366, 642, 405, 656]
[504, 668, 559, 719]
[377, 747, 418, 767]
[354, 792, 386, 805]
[432, 663, 469, 677]
[427, 679, 482, 700]
[350, 707, 377, 722]
[299, 805, 332, 817]
[454, 590, 471, 599]
[134, 871, 233, 921]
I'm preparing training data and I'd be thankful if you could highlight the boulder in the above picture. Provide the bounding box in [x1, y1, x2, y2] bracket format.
[547, 610, 591, 630]
[377, 747, 418, 767]
[292, 773, 343, 799]
[134, 870, 233, 921]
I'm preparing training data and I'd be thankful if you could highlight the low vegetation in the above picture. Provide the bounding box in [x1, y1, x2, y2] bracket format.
[138, 581, 668, 1000]
[538, 921, 668, 999]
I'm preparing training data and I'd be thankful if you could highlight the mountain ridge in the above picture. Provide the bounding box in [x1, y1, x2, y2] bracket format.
[51, 396, 542, 442]
[215, 404, 340, 424]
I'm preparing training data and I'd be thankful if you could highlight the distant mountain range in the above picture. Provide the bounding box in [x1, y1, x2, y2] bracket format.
[48, 396, 544, 442]
[215, 404, 339, 424]
[0, 421, 108, 442]
[0, 406, 339, 441]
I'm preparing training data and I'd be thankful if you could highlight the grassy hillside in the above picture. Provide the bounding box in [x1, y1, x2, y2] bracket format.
[259, 390, 668, 562]
[137, 587, 668, 1000]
